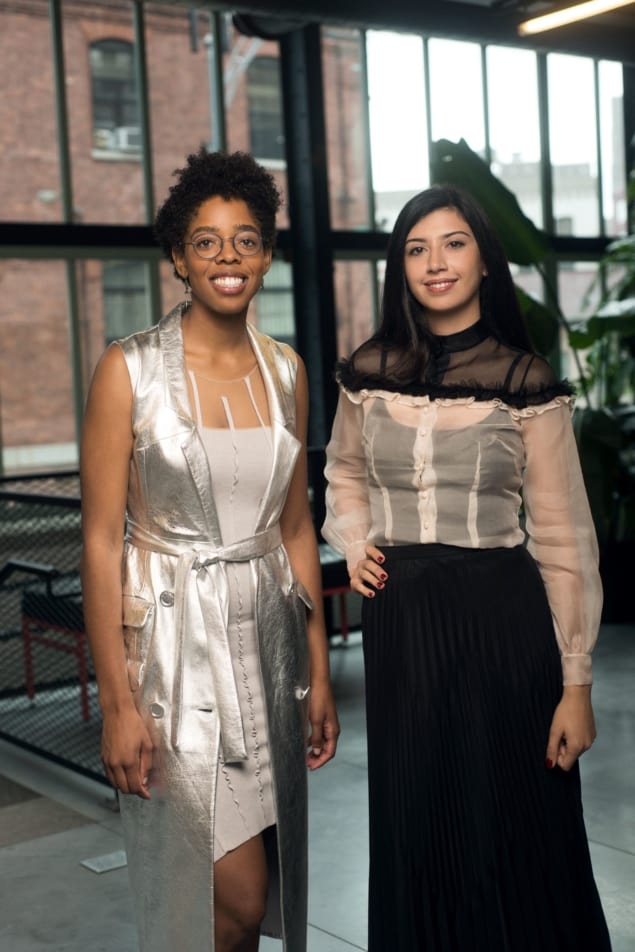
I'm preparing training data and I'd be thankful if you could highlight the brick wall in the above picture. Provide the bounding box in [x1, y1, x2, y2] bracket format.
[0, 4, 373, 466]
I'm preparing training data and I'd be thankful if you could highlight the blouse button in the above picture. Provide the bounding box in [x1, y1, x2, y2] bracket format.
[159, 591, 174, 607]
[150, 703, 165, 718]
[420, 428, 427, 436]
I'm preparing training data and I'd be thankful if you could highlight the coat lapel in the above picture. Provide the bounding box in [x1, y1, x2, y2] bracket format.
[158, 304, 223, 545]
[247, 324, 301, 531]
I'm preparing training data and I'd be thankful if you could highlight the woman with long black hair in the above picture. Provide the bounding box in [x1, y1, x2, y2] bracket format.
[323, 185, 611, 951]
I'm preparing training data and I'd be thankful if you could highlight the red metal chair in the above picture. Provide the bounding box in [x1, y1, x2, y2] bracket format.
[19, 563, 90, 722]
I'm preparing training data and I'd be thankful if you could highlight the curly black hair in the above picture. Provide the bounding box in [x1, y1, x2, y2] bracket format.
[154, 147, 282, 278]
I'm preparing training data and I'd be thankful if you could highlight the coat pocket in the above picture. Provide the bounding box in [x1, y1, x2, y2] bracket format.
[122, 594, 155, 692]
[291, 578, 314, 611]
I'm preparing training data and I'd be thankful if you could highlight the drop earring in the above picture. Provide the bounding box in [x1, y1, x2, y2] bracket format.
[184, 278, 192, 303]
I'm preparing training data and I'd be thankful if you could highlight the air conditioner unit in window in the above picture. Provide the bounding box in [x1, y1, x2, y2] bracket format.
[113, 126, 142, 152]
[93, 127, 116, 150]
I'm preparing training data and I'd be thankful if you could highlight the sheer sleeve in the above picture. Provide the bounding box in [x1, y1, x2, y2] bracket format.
[520, 400, 602, 685]
[322, 390, 371, 575]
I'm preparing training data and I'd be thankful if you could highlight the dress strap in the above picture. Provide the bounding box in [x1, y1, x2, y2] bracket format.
[244, 372, 273, 449]
[187, 370, 205, 426]
[503, 352, 534, 391]
[220, 395, 236, 430]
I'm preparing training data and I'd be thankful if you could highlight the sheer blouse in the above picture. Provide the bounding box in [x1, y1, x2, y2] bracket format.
[322, 320, 602, 685]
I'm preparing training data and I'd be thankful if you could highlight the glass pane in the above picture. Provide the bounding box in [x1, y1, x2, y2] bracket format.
[61, 0, 144, 224]
[487, 47, 543, 229]
[428, 38, 485, 156]
[252, 258, 295, 348]
[0, 260, 76, 474]
[147, 5, 222, 225]
[82, 259, 154, 381]
[248, 56, 285, 162]
[322, 27, 372, 230]
[160, 258, 187, 317]
[598, 61, 626, 236]
[510, 264, 544, 303]
[1, 1, 62, 223]
[547, 54, 599, 236]
[223, 25, 289, 229]
[334, 260, 378, 358]
[366, 31, 429, 232]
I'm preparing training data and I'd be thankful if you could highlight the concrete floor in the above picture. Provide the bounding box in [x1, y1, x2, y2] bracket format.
[0, 624, 633, 951]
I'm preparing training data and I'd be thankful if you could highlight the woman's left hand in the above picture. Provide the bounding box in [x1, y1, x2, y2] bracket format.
[545, 684, 597, 772]
[306, 680, 340, 770]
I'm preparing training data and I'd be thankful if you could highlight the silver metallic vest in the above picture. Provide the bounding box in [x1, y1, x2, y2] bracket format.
[117, 305, 309, 952]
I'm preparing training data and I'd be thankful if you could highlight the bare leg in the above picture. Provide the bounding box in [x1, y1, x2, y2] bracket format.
[214, 833, 268, 952]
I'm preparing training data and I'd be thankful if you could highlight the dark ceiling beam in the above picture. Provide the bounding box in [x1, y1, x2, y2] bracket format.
[221, 0, 635, 65]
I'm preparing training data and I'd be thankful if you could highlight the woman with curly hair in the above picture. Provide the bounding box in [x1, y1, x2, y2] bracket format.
[323, 185, 610, 951]
[80, 148, 339, 952]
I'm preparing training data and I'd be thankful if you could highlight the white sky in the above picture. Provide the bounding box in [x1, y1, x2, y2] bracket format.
[366, 31, 624, 193]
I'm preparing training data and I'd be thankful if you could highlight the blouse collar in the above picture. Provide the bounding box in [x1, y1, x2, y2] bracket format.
[430, 319, 489, 354]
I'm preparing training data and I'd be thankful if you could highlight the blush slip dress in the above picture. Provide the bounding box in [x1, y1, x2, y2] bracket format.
[188, 365, 276, 859]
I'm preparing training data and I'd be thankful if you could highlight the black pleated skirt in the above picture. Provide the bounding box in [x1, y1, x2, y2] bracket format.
[362, 543, 611, 952]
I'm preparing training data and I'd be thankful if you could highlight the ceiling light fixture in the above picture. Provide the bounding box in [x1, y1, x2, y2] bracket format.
[518, 0, 634, 35]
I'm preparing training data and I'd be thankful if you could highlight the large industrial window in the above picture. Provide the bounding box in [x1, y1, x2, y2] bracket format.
[0, 2, 630, 474]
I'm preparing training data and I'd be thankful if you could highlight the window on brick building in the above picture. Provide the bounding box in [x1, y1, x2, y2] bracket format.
[90, 39, 141, 155]
[103, 261, 149, 344]
[255, 258, 294, 347]
[247, 56, 285, 162]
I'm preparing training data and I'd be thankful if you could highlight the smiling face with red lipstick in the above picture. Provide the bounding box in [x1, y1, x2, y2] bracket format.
[172, 196, 272, 323]
[404, 206, 487, 336]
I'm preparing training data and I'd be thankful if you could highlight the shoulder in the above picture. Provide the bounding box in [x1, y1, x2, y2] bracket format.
[500, 346, 574, 405]
[250, 325, 298, 368]
[336, 340, 409, 392]
[116, 323, 160, 358]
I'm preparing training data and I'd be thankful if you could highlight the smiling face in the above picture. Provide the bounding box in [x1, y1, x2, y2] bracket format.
[404, 206, 487, 335]
[172, 196, 272, 321]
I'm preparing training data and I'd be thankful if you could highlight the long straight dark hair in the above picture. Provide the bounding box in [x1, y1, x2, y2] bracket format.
[371, 185, 534, 380]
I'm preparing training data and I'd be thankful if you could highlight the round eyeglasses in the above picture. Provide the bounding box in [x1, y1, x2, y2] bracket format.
[181, 231, 264, 260]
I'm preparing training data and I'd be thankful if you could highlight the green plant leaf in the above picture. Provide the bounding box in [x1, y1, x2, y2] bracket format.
[430, 138, 552, 266]
[570, 308, 635, 347]
[568, 327, 597, 349]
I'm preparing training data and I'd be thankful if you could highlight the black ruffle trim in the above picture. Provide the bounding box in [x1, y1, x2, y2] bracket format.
[335, 360, 575, 410]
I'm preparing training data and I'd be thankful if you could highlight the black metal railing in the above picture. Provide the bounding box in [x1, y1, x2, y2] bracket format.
[0, 473, 105, 783]
[0, 462, 354, 786]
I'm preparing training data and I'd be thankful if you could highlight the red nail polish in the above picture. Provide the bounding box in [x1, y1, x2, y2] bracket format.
[367, 591, 375, 598]
[377, 555, 385, 563]
[545, 758, 553, 769]
[380, 573, 387, 581]
[376, 582, 384, 589]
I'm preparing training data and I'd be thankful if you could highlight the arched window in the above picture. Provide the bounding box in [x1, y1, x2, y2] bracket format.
[89, 39, 141, 154]
[247, 56, 285, 161]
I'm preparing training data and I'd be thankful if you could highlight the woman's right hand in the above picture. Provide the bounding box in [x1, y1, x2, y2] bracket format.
[100, 705, 154, 799]
[350, 544, 387, 598]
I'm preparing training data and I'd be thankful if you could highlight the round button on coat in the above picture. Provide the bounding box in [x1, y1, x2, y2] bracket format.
[159, 591, 174, 607]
